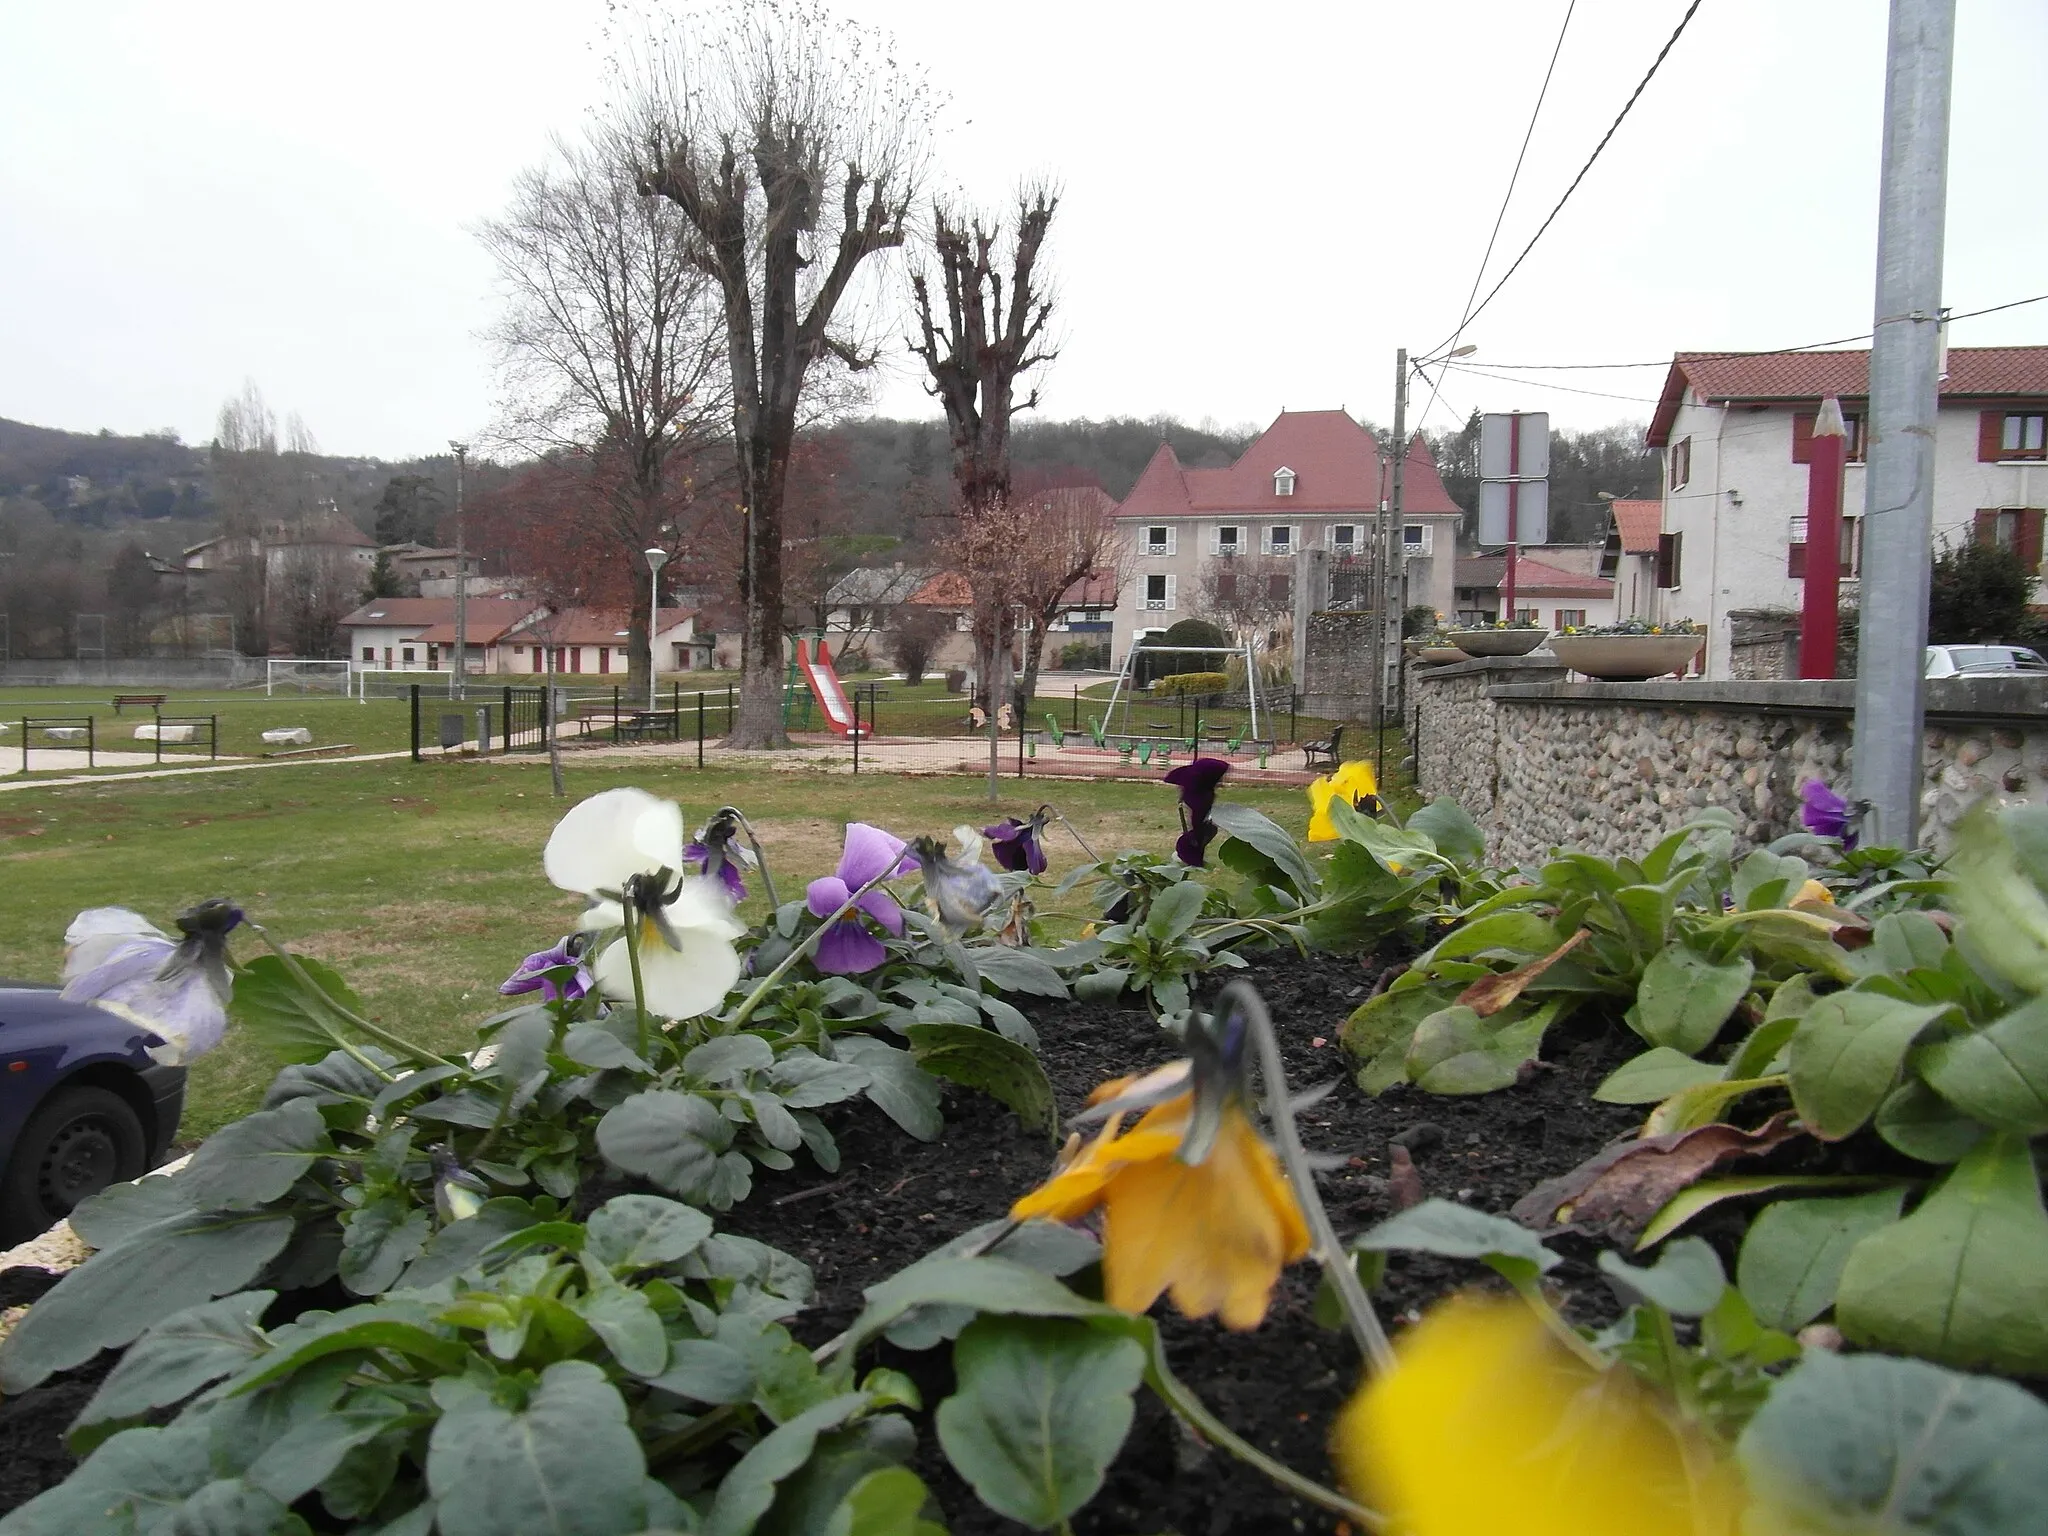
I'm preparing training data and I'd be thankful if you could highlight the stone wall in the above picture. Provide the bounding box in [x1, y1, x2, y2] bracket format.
[1296, 609, 1384, 722]
[1410, 661, 2048, 864]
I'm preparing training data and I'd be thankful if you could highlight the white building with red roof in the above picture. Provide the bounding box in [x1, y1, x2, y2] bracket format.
[1599, 499, 1666, 624]
[1646, 345, 2048, 676]
[1452, 555, 1617, 630]
[1110, 409, 1466, 661]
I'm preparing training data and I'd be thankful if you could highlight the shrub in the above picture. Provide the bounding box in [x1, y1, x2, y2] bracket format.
[887, 607, 954, 685]
[1058, 639, 1110, 670]
[1150, 671, 1229, 698]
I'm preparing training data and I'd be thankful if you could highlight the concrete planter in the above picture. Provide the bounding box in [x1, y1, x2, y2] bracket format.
[1446, 628, 1550, 658]
[1411, 645, 1469, 665]
[1548, 633, 1705, 681]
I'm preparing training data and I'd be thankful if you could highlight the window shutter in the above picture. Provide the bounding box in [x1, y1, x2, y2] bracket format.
[1975, 509, 2000, 547]
[1165, 574, 1177, 611]
[1791, 412, 1817, 464]
[1787, 540, 1807, 578]
[2023, 510, 2046, 574]
[1656, 532, 1681, 589]
[1215, 571, 1237, 601]
[1980, 412, 2005, 462]
[1166, 527, 1179, 555]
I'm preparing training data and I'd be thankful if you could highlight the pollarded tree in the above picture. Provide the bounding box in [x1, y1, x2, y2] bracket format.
[623, 2, 935, 747]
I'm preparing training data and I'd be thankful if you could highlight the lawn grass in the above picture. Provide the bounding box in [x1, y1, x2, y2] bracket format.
[0, 754, 1314, 1140]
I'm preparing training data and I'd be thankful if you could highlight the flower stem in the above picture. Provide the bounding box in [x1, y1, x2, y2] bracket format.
[728, 807, 781, 910]
[622, 912, 651, 1061]
[1215, 979, 1395, 1374]
[725, 865, 900, 1031]
[246, 922, 456, 1070]
[1049, 806, 1098, 862]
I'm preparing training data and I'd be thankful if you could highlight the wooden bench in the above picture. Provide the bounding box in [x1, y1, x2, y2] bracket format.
[1302, 723, 1345, 773]
[617, 710, 680, 742]
[112, 693, 167, 714]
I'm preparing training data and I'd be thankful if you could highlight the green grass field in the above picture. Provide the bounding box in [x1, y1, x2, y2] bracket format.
[0, 755, 1316, 1140]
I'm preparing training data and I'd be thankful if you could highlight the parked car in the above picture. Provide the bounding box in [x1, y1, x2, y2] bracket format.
[1924, 644, 2048, 679]
[0, 984, 186, 1245]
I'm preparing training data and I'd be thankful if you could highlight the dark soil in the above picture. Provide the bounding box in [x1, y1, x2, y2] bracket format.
[722, 950, 1648, 1536]
[0, 950, 1649, 1530]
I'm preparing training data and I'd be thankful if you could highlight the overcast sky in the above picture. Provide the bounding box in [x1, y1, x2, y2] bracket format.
[3, 0, 2043, 459]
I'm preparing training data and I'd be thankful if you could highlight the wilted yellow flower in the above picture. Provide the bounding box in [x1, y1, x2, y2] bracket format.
[1011, 1071, 1308, 1330]
[1307, 760, 1380, 842]
[1333, 1296, 1747, 1536]
[1791, 879, 1835, 908]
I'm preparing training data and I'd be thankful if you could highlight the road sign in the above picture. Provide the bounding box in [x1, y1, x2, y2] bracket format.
[1479, 480, 1550, 546]
[1479, 411, 1550, 480]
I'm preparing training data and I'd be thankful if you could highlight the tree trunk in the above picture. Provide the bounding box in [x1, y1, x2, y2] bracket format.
[1016, 608, 1056, 724]
[729, 442, 791, 749]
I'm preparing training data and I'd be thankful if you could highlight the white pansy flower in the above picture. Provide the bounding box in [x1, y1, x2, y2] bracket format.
[542, 788, 743, 1020]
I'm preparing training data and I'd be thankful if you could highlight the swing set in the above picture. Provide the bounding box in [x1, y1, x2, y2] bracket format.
[1080, 639, 1271, 766]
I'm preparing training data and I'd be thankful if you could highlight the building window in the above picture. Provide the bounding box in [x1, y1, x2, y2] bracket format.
[1554, 609, 1587, 630]
[1656, 531, 1683, 589]
[1267, 573, 1292, 602]
[1981, 411, 2048, 461]
[1145, 525, 1175, 556]
[1214, 571, 1237, 601]
[1792, 410, 1868, 463]
[402, 646, 416, 664]
[1669, 436, 1692, 491]
[1215, 524, 1241, 556]
[1264, 525, 1294, 555]
[1274, 467, 1296, 497]
[1515, 607, 1539, 625]
[1329, 523, 1357, 551]
[1402, 523, 1430, 555]
[1975, 508, 2046, 571]
[1787, 515, 1861, 578]
[360, 645, 374, 662]
[1143, 573, 1175, 610]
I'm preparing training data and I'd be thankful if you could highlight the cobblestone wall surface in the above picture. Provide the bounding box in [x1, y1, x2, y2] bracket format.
[1410, 665, 2048, 863]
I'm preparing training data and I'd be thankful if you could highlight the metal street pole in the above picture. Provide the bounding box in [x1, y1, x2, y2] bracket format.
[1376, 349, 1407, 752]
[1853, 0, 1954, 847]
[644, 548, 669, 713]
[449, 441, 469, 701]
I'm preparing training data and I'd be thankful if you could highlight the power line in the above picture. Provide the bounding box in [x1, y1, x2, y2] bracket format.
[1441, 362, 1665, 405]
[1431, 0, 1708, 352]
[1418, 0, 1578, 436]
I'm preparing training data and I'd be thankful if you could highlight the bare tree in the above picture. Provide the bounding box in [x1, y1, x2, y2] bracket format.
[479, 129, 729, 699]
[886, 604, 951, 685]
[1198, 553, 1297, 648]
[1010, 483, 1125, 711]
[624, 2, 934, 747]
[210, 381, 280, 654]
[271, 544, 360, 657]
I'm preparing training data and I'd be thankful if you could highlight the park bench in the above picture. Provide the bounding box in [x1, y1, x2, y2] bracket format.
[617, 710, 680, 742]
[112, 693, 167, 714]
[1302, 723, 1345, 773]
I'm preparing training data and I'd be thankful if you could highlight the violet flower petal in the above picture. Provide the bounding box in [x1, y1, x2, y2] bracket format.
[838, 822, 910, 887]
[814, 920, 887, 975]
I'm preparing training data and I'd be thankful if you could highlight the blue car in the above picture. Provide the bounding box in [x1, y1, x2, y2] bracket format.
[0, 985, 187, 1245]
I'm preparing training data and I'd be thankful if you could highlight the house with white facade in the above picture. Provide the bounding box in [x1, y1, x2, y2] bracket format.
[340, 596, 544, 674]
[1451, 554, 1616, 629]
[1110, 410, 1466, 663]
[1647, 346, 2048, 676]
[1598, 500, 1666, 622]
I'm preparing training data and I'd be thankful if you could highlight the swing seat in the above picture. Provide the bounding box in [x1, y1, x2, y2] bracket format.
[1044, 714, 1066, 747]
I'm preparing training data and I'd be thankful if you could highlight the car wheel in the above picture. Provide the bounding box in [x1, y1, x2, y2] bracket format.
[0, 1085, 148, 1244]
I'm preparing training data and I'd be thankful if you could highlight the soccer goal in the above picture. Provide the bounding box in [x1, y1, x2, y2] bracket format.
[265, 658, 357, 698]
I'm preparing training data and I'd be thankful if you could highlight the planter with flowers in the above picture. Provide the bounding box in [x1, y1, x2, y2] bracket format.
[1443, 617, 1549, 658]
[1548, 618, 1705, 680]
[1402, 624, 1470, 667]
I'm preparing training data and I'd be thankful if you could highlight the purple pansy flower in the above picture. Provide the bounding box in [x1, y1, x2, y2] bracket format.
[1163, 757, 1231, 867]
[984, 808, 1050, 875]
[685, 808, 751, 903]
[1800, 780, 1858, 849]
[61, 898, 242, 1066]
[499, 937, 594, 1003]
[806, 822, 916, 975]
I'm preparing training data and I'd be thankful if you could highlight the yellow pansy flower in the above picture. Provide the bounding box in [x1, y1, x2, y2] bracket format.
[1333, 1295, 1749, 1536]
[1011, 1065, 1309, 1331]
[1307, 760, 1380, 842]
[1791, 879, 1835, 908]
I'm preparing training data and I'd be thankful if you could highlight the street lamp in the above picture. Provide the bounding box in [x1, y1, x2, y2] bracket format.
[644, 547, 669, 712]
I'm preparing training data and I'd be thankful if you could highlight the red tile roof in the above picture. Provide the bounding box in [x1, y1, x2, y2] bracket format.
[340, 596, 536, 629]
[1114, 411, 1463, 520]
[506, 608, 696, 647]
[1453, 555, 1613, 599]
[1607, 499, 1663, 555]
[1648, 345, 2048, 445]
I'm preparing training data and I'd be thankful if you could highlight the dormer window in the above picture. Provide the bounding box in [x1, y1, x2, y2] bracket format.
[1273, 467, 1297, 497]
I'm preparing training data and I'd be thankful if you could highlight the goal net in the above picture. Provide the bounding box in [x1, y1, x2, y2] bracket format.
[265, 659, 356, 697]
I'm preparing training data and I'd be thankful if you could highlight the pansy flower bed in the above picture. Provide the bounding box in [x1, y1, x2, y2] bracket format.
[2, 766, 2045, 1535]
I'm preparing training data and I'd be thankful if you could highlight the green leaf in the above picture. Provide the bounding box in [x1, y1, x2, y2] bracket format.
[1736, 1187, 1911, 1331]
[1142, 878, 1208, 942]
[74, 1291, 275, 1430]
[1597, 1236, 1725, 1317]
[1875, 1078, 1988, 1164]
[1738, 1350, 2048, 1535]
[261, 1048, 393, 1109]
[880, 1221, 1103, 1351]
[1406, 796, 1485, 866]
[1637, 1174, 1897, 1251]
[338, 1199, 432, 1297]
[577, 1286, 668, 1378]
[1916, 994, 2048, 1134]
[964, 946, 1070, 999]
[426, 1361, 646, 1536]
[1341, 985, 1449, 1095]
[229, 953, 370, 1065]
[233, 1307, 469, 1392]
[560, 1024, 649, 1073]
[648, 1335, 756, 1405]
[834, 1036, 944, 1142]
[1632, 943, 1752, 1054]
[1352, 1198, 1559, 1286]
[0, 1210, 294, 1393]
[1836, 1134, 2048, 1373]
[824, 1467, 948, 1536]
[935, 1317, 1144, 1530]
[596, 1090, 735, 1202]
[703, 1393, 871, 1536]
[906, 1021, 1056, 1136]
[769, 1049, 872, 1108]
[1726, 1014, 1800, 1084]
[686, 1033, 776, 1082]
[1406, 1001, 1558, 1095]
[1071, 966, 1130, 1003]
[0, 1420, 219, 1534]
[179, 1098, 330, 1210]
[585, 1195, 714, 1270]
[846, 1256, 1118, 1358]
[1595, 1046, 1727, 1104]
[1209, 802, 1319, 899]
[395, 1198, 541, 1290]
[1425, 910, 1560, 964]
[1873, 910, 1953, 973]
[1790, 993, 1953, 1140]
[247, 1401, 411, 1505]
[65, 1172, 196, 1250]
[1947, 804, 2048, 992]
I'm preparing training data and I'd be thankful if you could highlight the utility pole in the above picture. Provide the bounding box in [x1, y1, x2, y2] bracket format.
[449, 441, 469, 701]
[1853, 0, 1954, 846]
[1375, 349, 1407, 753]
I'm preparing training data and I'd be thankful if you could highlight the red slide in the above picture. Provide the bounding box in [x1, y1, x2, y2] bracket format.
[797, 638, 864, 737]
